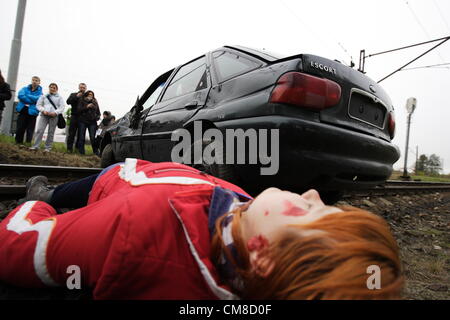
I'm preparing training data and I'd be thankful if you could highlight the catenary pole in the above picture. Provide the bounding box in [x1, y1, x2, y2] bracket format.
[1, 0, 27, 135]
[402, 98, 417, 180]
[415, 145, 418, 174]
[402, 113, 412, 179]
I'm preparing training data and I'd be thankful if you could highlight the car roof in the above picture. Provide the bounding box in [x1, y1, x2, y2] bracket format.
[222, 45, 289, 62]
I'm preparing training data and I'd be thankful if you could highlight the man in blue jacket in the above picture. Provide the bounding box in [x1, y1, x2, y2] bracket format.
[15, 76, 43, 144]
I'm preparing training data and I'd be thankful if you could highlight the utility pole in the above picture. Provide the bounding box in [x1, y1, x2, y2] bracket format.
[0, 0, 27, 135]
[402, 98, 417, 180]
[415, 145, 418, 174]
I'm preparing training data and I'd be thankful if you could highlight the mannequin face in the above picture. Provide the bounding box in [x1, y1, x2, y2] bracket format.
[240, 188, 342, 247]
[238, 188, 342, 277]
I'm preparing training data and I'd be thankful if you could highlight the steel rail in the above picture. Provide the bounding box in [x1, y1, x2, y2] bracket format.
[1, 164, 450, 201]
[385, 180, 450, 186]
[1, 164, 449, 186]
[342, 185, 450, 199]
[1, 183, 450, 202]
[0, 164, 102, 181]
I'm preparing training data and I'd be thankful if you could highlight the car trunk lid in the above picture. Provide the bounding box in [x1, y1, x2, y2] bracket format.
[299, 54, 393, 141]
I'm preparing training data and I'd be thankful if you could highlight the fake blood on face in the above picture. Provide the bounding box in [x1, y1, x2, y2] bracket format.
[281, 200, 308, 216]
[247, 235, 269, 251]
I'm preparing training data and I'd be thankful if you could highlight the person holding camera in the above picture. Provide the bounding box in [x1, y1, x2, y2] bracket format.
[30, 83, 65, 152]
[94, 110, 114, 155]
[77, 90, 100, 155]
[66, 83, 87, 153]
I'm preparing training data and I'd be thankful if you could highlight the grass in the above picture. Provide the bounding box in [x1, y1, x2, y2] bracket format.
[0, 134, 94, 155]
[0, 134, 17, 144]
[410, 175, 450, 183]
[390, 170, 450, 183]
[0, 134, 100, 167]
[420, 227, 445, 237]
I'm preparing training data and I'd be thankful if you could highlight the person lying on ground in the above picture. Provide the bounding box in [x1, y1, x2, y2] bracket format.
[0, 158, 403, 299]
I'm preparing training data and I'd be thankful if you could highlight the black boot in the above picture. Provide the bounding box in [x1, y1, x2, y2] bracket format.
[20, 176, 54, 204]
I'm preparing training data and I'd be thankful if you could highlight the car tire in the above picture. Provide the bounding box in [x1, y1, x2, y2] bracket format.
[190, 139, 238, 184]
[101, 144, 116, 168]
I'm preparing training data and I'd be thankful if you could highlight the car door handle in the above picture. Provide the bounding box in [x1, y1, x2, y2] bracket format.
[184, 101, 199, 109]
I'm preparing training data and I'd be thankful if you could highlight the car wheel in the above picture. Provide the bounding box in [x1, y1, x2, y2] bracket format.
[101, 144, 116, 168]
[190, 139, 238, 184]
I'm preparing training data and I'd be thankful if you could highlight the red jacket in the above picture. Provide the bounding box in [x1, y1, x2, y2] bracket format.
[0, 159, 250, 299]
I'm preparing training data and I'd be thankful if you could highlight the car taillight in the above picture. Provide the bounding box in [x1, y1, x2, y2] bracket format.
[269, 72, 341, 110]
[388, 111, 396, 139]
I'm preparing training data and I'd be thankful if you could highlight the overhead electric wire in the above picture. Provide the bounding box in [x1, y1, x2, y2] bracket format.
[404, 0, 446, 64]
[367, 36, 450, 58]
[401, 62, 450, 70]
[405, 0, 432, 38]
[377, 36, 450, 82]
[278, 0, 354, 66]
[337, 42, 354, 66]
[432, 0, 450, 33]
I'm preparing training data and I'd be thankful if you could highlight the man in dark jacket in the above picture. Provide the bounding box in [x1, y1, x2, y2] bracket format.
[0, 69, 12, 127]
[66, 83, 87, 152]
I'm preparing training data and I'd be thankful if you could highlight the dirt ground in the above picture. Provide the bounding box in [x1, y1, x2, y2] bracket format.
[0, 141, 100, 167]
[0, 141, 448, 300]
[337, 193, 450, 300]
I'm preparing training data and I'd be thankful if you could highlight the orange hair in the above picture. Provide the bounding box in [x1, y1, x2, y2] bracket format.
[211, 205, 403, 300]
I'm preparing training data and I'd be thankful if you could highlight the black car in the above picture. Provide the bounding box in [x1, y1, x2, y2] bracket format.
[100, 45, 400, 199]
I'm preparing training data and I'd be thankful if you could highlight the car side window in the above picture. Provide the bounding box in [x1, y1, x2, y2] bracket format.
[142, 82, 165, 109]
[213, 51, 261, 82]
[161, 56, 207, 102]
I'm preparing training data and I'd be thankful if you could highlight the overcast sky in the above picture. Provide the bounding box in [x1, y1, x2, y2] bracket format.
[1, 0, 450, 173]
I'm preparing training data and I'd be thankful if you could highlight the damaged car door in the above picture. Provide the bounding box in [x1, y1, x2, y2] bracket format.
[113, 70, 173, 161]
[141, 55, 211, 162]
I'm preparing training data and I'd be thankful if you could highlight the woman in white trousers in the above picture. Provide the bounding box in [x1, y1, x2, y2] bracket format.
[31, 83, 65, 152]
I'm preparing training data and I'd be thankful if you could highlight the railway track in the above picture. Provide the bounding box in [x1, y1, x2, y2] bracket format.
[0, 164, 102, 201]
[1, 164, 450, 201]
[342, 183, 450, 198]
[0, 163, 102, 180]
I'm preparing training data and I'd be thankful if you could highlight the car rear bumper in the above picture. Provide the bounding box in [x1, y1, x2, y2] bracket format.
[214, 115, 400, 191]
